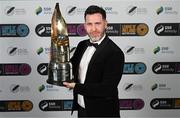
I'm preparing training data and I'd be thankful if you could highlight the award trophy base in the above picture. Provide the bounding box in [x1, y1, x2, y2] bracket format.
[47, 62, 72, 86]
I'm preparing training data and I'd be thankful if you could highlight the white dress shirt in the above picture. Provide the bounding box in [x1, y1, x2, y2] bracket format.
[78, 34, 106, 108]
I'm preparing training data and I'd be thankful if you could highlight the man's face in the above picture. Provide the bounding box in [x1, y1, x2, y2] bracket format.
[84, 13, 107, 42]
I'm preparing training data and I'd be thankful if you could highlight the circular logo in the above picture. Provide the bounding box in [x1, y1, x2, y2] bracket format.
[135, 63, 146, 74]
[153, 63, 162, 73]
[151, 99, 160, 109]
[21, 100, 33, 111]
[19, 64, 31, 75]
[37, 25, 46, 35]
[17, 24, 29, 37]
[37, 63, 48, 75]
[133, 99, 144, 110]
[39, 101, 49, 110]
[156, 25, 165, 34]
[77, 24, 87, 36]
[136, 24, 148, 36]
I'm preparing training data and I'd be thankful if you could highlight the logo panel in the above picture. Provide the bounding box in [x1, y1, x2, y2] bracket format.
[0, 100, 33, 112]
[123, 62, 146, 74]
[0, 63, 31, 76]
[0, 24, 29, 37]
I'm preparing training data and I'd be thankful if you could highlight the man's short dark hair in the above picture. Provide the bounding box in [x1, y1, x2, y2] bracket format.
[84, 5, 106, 20]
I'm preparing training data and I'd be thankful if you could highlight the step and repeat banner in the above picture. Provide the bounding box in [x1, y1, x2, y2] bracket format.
[0, 0, 180, 118]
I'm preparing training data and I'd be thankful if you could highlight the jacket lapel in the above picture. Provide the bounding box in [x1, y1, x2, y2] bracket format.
[86, 36, 109, 77]
[73, 41, 88, 82]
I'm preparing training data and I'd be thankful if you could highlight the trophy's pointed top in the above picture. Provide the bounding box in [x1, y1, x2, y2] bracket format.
[55, 3, 59, 10]
[54, 3, 62, 17]
[51, 2, 69, 45]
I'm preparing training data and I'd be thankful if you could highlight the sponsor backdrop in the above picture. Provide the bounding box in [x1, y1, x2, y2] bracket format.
[0, 0, 180, 118]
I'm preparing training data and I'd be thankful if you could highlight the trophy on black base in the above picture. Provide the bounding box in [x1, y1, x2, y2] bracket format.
[47, 3, 72, 86]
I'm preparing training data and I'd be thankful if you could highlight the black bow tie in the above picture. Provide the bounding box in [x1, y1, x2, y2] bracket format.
[87, 41, 98, 48]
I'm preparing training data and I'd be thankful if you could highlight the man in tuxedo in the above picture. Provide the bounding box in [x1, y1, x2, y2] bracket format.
[63, 5, 124, 117]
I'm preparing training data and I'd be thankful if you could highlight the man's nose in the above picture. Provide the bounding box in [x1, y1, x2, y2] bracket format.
[91, 24, 96, 31]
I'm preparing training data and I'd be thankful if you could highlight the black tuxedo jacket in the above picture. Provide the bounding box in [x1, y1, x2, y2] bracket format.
[71, 35, 124, 117]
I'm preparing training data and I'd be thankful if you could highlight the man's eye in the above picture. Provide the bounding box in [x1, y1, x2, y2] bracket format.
[95, 22, 101, 25]
[86, 23, 91, 26]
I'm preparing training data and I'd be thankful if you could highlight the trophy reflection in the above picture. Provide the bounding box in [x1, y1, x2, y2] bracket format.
[47, 3, 72, 86]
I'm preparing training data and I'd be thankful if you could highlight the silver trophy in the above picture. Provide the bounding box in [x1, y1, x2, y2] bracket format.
[47, 3, 72, 86]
